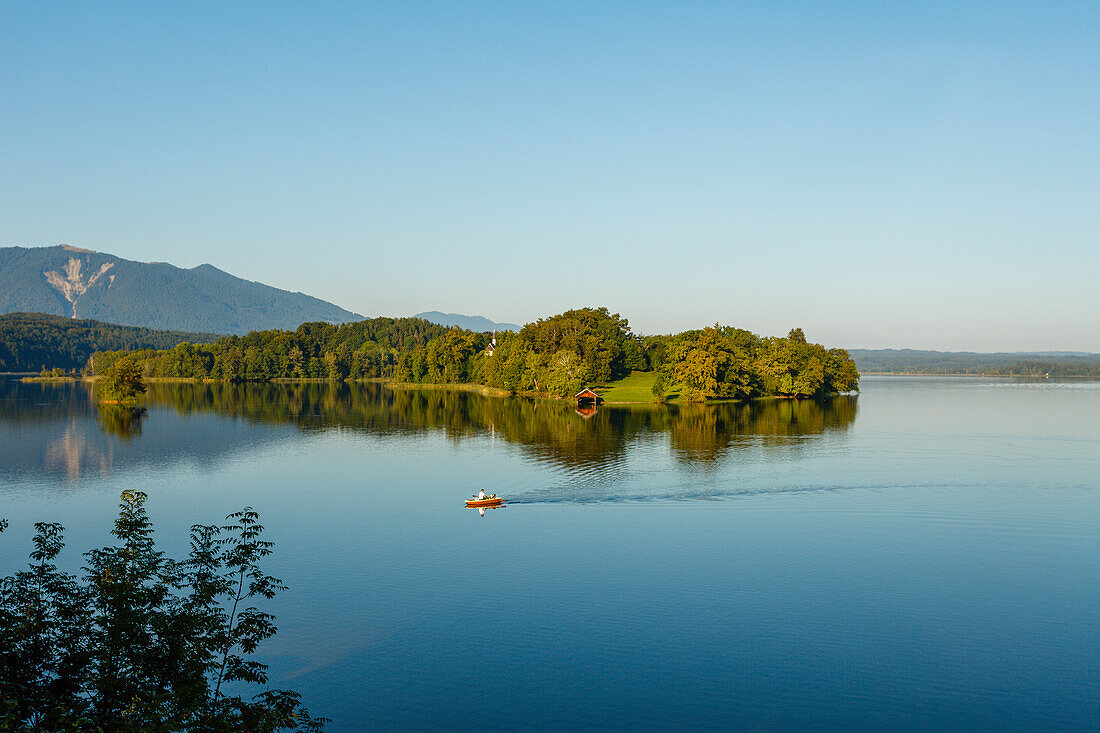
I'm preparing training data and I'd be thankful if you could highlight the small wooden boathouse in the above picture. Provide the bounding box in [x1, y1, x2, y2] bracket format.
[575, 387, 602, 405]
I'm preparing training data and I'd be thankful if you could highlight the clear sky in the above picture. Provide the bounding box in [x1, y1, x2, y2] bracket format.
[2, 1, 1097, 350]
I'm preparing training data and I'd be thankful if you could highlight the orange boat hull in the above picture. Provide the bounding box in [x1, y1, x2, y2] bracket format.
[465, 498, 505, 507]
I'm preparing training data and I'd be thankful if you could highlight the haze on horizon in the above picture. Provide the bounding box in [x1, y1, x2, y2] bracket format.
[1, 2, 1097, 352]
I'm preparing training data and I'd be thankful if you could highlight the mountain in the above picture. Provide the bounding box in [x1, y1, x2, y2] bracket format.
[0, 245, 362, 334]
[413, 311, 519, 332]
[0, 312, 221, 372]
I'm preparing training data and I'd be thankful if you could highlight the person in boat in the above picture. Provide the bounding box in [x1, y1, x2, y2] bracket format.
[478, 489, 486, 500]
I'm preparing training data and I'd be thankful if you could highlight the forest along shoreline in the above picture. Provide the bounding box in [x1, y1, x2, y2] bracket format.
[78, 307, 861, 404]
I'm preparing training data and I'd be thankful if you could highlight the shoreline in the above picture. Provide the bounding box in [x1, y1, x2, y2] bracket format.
[134, 376, 856, 405]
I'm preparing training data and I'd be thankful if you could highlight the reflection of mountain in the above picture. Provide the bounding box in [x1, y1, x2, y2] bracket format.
[0, 379, 858, 482]
[0, 379, 294, 482]
[41, 419, 110, 479]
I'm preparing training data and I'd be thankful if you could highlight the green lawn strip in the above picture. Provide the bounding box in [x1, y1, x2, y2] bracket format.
[598, 370, 661, 403]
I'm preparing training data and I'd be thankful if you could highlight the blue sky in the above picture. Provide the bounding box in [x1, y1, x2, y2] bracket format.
[1, 1, 1097, 350]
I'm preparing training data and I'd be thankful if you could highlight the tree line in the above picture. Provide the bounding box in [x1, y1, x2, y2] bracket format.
[984, 360, 1100, 377]
[87, 307, 860, 401]
[849, 348, 1100, 375]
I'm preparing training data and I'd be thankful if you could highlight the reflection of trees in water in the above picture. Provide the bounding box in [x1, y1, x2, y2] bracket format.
[0, 381, 111, 480]
[667, 396, 859, 463]
[0, 380, 859, 479]
[140, 382, 857, 468]
[0, 380, 293, 482]
[0, 379, 95, 423]
[142, 383, 640, 468]
[2, 381, 149, 441]
[96, 406, 147, 441]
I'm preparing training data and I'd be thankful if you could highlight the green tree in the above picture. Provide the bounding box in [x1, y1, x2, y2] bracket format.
[0, 491, 326, 732]
[546, 350, 585, 397]
[99, 355, 146, 405]
[651, 372, 667, 402]
[665, 328, 735, 402]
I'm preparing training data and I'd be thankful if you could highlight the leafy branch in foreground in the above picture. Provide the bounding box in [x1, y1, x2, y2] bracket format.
[0, 491, 325, 732]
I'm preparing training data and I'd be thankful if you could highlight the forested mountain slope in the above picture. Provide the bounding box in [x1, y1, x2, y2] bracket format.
[0, 312, 220, 372]
[0, 245, 362, 334]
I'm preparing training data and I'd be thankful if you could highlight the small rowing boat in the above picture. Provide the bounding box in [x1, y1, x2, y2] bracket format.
[466, 493, 505, 508]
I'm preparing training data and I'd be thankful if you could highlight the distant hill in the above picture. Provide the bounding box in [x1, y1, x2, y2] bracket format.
[413, 311, 519, 332]
[0, 245, 362, 334]
[0, 312, 221, 372]
[851, 348, 1100, 376]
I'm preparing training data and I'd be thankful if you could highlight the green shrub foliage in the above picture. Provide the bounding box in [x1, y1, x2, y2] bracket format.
[0, 492, 326, 732]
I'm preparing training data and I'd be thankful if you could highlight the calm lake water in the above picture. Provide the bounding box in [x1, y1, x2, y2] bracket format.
[1, 376, 1098, 730]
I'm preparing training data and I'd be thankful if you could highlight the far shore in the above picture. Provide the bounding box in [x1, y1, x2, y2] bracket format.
[861, 372, 1100, 378]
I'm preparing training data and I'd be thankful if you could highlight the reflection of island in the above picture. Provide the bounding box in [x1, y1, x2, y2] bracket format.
[136, 382, 857, 470]
[667, 397, 858, 463]
[97, 405, 147, 441]
[0, 379, 858, 482]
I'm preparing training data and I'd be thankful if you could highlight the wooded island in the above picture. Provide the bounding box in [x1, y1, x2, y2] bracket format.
[83, 308, 859, 402]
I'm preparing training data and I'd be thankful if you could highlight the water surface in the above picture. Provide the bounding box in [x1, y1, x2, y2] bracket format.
[1, 377, 1097, 730]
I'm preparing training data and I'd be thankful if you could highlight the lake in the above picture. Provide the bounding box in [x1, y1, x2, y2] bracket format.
[1, 376, 1098, 730]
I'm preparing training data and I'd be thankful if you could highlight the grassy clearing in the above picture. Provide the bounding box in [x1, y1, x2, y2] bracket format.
[599, 371, 661, 403]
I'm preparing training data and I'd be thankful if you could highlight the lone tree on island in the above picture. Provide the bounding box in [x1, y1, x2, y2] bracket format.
[99, 354, 146, 405]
